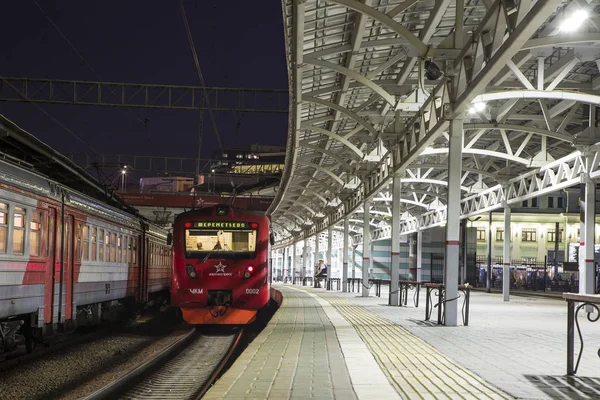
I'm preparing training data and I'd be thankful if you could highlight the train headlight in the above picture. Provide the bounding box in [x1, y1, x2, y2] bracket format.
[243, 265, 254, 279]
[186, 264, 198, 279]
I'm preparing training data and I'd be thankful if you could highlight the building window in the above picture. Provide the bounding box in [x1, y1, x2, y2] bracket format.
[477, 228, 486, 241]
[558, 197, 564, 208]
[531, 197, 538, 207]
[13, 207, 25, 255]
[30, 211, 42, 256]
[496, 228, 504, 241]
[548, 197, 554, 208]
[547, 229, 563, 243]
[0, 203, 7, 253]
[522, 228, 537, 242]
[522, 200, 528, 207]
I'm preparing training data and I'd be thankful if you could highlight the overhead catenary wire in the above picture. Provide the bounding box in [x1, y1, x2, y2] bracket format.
[178, 0, 224, 152]
[31, 0, 148, 133]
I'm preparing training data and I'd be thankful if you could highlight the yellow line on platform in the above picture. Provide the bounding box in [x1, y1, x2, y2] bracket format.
[299, 287, 512, 400]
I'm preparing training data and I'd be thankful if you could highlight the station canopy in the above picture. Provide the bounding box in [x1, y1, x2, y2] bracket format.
[270, 0, 600, 245]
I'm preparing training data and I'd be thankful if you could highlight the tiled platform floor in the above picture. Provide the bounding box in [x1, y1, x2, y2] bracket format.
[205, 284, 524, 399]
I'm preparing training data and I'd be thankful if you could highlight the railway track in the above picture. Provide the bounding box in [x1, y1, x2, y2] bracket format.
[85, 327, 244, 400]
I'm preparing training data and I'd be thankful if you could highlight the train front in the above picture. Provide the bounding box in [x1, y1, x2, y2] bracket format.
[171, 205, 269, 325]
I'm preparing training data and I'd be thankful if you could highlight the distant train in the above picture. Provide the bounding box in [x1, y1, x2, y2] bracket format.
[0, 158, 171, 354]
[170, 205, 272, 325]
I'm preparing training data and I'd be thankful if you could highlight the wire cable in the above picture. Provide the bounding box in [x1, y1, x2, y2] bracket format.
[178, 0, 224, 152]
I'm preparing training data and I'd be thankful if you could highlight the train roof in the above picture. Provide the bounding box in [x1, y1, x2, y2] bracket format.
[0, 114, 131, 212]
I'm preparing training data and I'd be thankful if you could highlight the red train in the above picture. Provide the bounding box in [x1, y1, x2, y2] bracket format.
[170, 205, 272, 325]
[0, 157, 171, 354]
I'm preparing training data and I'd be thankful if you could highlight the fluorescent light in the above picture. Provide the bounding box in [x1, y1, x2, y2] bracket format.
[469, 102, 486, 114]
[560, 9, 588, 32]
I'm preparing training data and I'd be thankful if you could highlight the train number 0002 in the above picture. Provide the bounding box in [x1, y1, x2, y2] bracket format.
[245, 288, 260, 295]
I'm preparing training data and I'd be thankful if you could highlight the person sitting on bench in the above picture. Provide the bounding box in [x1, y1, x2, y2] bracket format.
[314, 259, 328, 288]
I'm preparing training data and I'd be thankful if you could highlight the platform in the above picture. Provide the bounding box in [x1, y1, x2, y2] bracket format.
[205, 285, 518, 399]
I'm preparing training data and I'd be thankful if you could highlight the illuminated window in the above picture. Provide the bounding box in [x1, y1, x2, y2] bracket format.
[117, 235, 122, 263]
[547, 229, 563, 243]
[111, 233, 116, 262]
[13, 207, 25, 255]
[0, 203, 7, 253]
[122, 236, 128, 263]
[476, 229, 486, 241]
[98, 229, 104, 261]
[495, 228, 504, 241]
[82, 225, 89, 261]
[91, 227, 97, 261]
[30, 211, 42, 256]
[522, 228, 537, 242]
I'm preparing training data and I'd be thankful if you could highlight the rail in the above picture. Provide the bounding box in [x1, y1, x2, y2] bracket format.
[563, 293, 600, 375]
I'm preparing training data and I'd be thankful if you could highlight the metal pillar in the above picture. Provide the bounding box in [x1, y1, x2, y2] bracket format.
[486, 210, 493, 293]
[327, 226, 333, 273]
[362, 200, 371, 297]
[352, 246, 356, 278]
[343, 216, 349, 292]
[416, 229, 423, 282]
[444, 118, 463, 326]
[303, 241, 309, 279]
[390, 176, 401, 305]
[580, 156, 596, 297]
[315, 233, 320, 275]
[292, 241, 297, 281]
[503, 205, 511, 301]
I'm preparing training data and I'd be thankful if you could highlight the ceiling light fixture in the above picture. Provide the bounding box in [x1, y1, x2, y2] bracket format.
[560, 9, 588, 32]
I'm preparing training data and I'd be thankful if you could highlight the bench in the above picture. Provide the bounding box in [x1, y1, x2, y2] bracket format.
[326, 278, 341, 291]
[423, 283, 471, 326]
[563, 293, 600, 375]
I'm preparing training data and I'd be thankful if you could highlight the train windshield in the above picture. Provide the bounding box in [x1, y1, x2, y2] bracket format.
[184, 221, 257, 259]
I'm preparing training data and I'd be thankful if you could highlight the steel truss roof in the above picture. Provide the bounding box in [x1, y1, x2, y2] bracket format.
[271, 0, 600, 247]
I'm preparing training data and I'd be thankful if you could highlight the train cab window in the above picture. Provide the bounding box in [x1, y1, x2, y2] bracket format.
[82, 225, 89, 261]
[13, 207, 25, 255]
[0, 203, 7, 254]
[91, 227, 97, 261]
[98, 229, 104, 261]
[30, 211, 42, 256]
[111, 233, 117, 262]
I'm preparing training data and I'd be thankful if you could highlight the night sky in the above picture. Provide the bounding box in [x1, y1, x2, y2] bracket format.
[0, 1, 288, 167]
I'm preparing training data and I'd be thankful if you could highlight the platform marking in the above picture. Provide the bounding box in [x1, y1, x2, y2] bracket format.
[301, 288, 512, 400]
[291, 286, 401, 399]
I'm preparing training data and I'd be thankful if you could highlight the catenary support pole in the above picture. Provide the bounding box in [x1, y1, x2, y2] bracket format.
[444, 118, 463, 326]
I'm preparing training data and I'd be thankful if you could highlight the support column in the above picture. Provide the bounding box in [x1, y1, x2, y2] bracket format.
[362, 200, 371, 297]
[486, 210, 493, 293]
[315, 233, 320, 276]
[303, 240, 309, 279]
[343, 216, 349, 292]
[503, 205, 511, 301]
[292, 241, 297, 282]
[444, 118, 463, 326]
[390, 176, 401, 305]
[580, 156, 596, 297]
[416, 228, 423, 282]
[327, 226, 333, 273]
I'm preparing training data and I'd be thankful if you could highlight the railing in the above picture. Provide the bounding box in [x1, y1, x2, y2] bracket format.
[563, 293, 600, 375]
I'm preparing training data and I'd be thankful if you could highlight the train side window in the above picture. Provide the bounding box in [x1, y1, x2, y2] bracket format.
[117, 235, 122, 263]
[111, 233, 117, 262]
[0, 203, 7, 254]
[98, 229, 104, 261]
[30, 211, 42, 256]
[91, 227, 97, 261]
[82, 225, 89, 261]
[13, 207, 25, 255]
[105, 232, 111, 262]
[122, 236, 128, 263]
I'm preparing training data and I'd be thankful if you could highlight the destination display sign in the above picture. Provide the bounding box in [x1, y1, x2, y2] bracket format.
[192, 221, 255, 229]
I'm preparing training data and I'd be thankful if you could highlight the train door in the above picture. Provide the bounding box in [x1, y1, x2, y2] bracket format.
[64, 215, 75, 321]
[45, 207, 56, 327]
[137, 232, 146, 304]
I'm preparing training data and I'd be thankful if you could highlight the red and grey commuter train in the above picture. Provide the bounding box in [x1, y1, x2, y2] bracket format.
[171, 205, 272, 325]
[0, 158, 171, 353]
